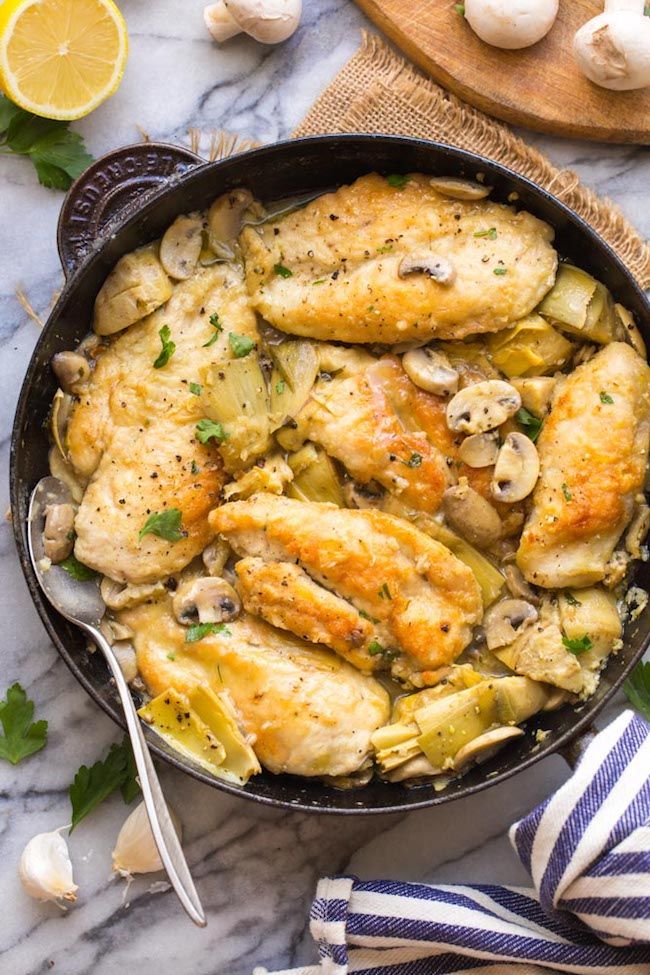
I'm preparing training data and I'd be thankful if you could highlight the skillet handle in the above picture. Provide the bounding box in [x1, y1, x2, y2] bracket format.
[56, 142, 204, 279]
[558, 725, 597, 769]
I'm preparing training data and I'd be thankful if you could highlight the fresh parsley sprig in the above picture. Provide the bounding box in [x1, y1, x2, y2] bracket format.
[0, 683, 48, 765]
[624, 660, 650, 721]
[562, 633, 593, 655]
[153, 325, 175, 369]
[516, 407, 543, 443]
[186, 622, 231, 643]
[69, 736, 140, 831]
[0, 93, 93, 190]
[196, 418, 229, 444]
[139, 508, 185, 543]
[59, 554, 98, 581]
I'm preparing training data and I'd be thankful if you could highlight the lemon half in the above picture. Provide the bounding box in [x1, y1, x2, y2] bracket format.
[0, 0, 128, 121]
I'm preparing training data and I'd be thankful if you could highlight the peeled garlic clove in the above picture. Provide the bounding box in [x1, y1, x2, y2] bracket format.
[112, 801, 182, 876]
[19, 829, 78, 903]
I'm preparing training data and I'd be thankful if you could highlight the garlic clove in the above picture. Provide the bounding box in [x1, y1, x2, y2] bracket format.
[19, 829, 78, 904]
[112, 801, 182, 877]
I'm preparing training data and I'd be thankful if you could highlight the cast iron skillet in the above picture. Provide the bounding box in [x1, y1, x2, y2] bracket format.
[10, 135, 650, 814]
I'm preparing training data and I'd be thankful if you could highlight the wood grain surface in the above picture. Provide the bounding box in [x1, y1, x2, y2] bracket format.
[353, 0, 650, 143]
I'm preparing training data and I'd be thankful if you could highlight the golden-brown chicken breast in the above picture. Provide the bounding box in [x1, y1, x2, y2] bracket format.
[240, 173, 557, 344]
[291, 356, 454, 513]
[68, 264, 258, 583]
[123, 598, 390, 778]
[517, 342, 650, 588]
[210, 495, 483, 678]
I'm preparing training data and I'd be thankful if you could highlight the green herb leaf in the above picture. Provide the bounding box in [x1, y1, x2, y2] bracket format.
[378, 583, 392, 600]
[405, 452, 423, 468]
[599, 390, 614, 404]
[563, 591, 581, 606]
[454, 2, 466, 14]
[0, 683, 48, 765]
[203, 312, 223, 347]
[386, 173, 408, 189]
[274, 263, 293, 278]
[516, 407, 543, 443]
[275, 379, 286, 394]
[69, 737, 140, 831]
[186, 622, 232, 643]
[493, 267, 508, 276]
[623, 660, 650, 721]
[367, 640, 386, 656]
[195, 418, 229, 444]
[358, 609, 379, 623]
[228, 332, 256, 358]
[167, 652, 176, 661]
[152, 325, 175, 369]
[0, 94, 93, 190]
[562, 633, 593, 655]
[312, 278, 326, 285]
[562, 482, 572, 502]
[138, 508, 184, 543]
[191, 460, 200, 475]
[473, 227, 497, 239]
[59, 554, 98, 581]
[377, 244, 393, 254]
[189, 382, 203, 396]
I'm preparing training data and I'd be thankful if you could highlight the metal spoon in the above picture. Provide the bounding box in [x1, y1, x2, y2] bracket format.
[28, 477, 207, 928]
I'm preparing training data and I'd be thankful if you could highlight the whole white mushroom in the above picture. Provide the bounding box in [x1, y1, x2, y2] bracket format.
[463, 0, 559, 49]
[204, 0, 301, 44]
[573, 0, 650, 91]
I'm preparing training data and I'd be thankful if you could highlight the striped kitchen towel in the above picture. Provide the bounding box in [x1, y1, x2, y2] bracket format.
[256, 710, 650, 974]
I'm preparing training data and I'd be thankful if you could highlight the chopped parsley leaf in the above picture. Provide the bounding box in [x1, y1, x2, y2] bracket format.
[378, 583, 392, 600]
[274, 263, 293, 278]
[138, 508, 184, 543]
[186, 622, 231, 643]
[493, 267, 508, 276]
[191, 460, 200, 475]
[196, 418, 228, 444]
[624, 660, 650, 721]
[454, 2, 465, 14]
[562, 633, 593, 655]
[561, 482, 572, 502]
[166, 652, 176, 661]
[275, 379, 286, 395]
[405, 452, 423, 468]
[189, 381, 203, 396]
[312, 279, 326, 285]
[59, 555, 98, 581]
[473, 227, 497, 239]
[600, 390, 614, 404]
[153, 325, 175, 369]
[203, 312, 223, 347]
[563, 592, 582, 606]
[367, 640, 386, 656]
[386, 173, 408, 189]
[229, 332, 256, 358]
[516, 407, 543, 443]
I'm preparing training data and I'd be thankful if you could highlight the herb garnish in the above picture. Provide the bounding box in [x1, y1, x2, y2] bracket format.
[186, 622, 232, 643]
[203, 312, 223, 347]
[195, 418, 229, 444]
[562, 633, 593, 655]
[599, 390, 614, 404]
[516, 407, 543, 443]
[405, 452, 423, 468]
[191, 460, 200, 475]
[386, 174, 408, 189]
[275, 379, 286, 395]
[563, 592, 582, 606]
[274, 263, 293, 278]
[474, 227, 497, 239]
[153, 325, 175, 369]
[561, 483, 572, 502]
[624, 660, 650, 721]
[59, 554, 98, 581]
[359, 609, 379, 623]
[493, 267, 508, 276]
[0, 683, 48, 765]
[0, 93, 93, 190]
[368, 640, 386, 656]
[312, 279, 326, 285]
[138, 508, 185, 543]
[189, 382, 203, 396]
[69, 736, 140, 831]
[454, 2, 465, 14]
[229, 332, 256, 358]
[378, 583, 392, 600]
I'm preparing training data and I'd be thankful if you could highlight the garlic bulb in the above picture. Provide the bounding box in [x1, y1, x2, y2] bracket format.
[112, 801, 182, 876]
[19, 829, 78, 903]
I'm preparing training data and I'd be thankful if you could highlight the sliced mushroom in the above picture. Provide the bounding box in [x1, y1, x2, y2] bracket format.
[398, 254, 456, 285]
[207, 188, 254, 258]
[483, 598, 539, 650]
[429, 176, 492, 200]
[343, 480, 385, 509]
[458, 430, 500, 468]
[453, 726, 524, 771]
[625, 503, 650, 559]
[112, 641, 138, 684]
[172, 576, 241, 625]
[100, 577, 167, 611]
[52, 352, 91, 393]
[503, 564, 540, 605]
[202, 538, 231, 576]
[447, 380, 521, 435]
[43, 503, 75, 563]
[442, 479, 502, 549]
[616, 303, 646, 359]
[491, 432, 540, 503]
[402, 348, 459, 396]
[50, 389, 74, 459]
[542, 687, 571, 711]
[383, 754, 438, 782]
[160, 213, 203, 280]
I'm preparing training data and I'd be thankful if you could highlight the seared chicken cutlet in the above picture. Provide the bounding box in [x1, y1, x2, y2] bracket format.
[123, 599, 390, 778]
[68, 264, 258, 583]
[517, 343, 650, 588]
[240, 173, 557, 344]
[210, 495, 483, 678]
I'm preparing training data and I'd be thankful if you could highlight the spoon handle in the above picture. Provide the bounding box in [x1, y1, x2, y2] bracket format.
[87, 624, 207, 927]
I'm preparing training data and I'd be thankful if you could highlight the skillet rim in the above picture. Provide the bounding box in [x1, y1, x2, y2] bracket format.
[10, 132, 650, 814]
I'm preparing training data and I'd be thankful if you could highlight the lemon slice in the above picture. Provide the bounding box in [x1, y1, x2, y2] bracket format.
[0, 0, 128, 121]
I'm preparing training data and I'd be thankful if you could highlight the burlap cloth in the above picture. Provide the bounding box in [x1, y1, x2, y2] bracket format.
[287, 32, 649, 288]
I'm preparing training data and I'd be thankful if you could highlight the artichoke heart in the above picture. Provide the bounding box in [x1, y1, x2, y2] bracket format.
[269, 340, 319, 423]
[286, 444, 344, 506]
[487, 314, 573, 377]
[93, 244, 173, 336]
[414, 513, 505, 607]
[205, 356, 271, 471]
[538, 265, 621, 345]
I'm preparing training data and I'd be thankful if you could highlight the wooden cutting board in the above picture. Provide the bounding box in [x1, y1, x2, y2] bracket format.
[353, 0, 650, 143]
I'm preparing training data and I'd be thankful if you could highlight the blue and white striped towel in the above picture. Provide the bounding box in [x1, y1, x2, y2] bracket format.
[256, 710, 650, 974]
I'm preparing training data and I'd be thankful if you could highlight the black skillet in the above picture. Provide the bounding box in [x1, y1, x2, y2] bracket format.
[10, 135, 650, 813]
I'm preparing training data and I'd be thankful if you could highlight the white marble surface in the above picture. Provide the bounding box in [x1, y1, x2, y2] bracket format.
[0, 3, 648, 974]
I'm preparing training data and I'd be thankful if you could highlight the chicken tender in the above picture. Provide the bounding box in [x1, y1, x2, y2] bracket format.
[67, 264, 258, 583]
[123, 598, 390, 778]
[517, 343, 650, 588]
[240, 173, 557, 344]
[210, 495, 483, 676]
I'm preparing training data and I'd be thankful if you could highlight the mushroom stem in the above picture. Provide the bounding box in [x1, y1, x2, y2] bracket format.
[204, 2, 242, 41]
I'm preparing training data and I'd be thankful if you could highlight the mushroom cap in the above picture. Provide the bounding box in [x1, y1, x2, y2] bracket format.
[224, 0, 302, 43]
[464, 0, 559, 50]
[573, 11, 650, 91]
